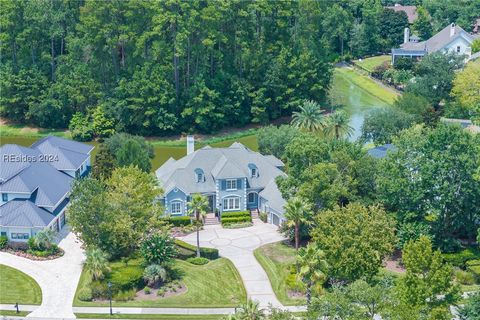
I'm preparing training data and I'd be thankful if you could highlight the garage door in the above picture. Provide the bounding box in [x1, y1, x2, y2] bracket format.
[272, 213, 280, 226]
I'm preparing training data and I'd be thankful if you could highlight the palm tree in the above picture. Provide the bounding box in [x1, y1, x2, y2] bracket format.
[33, 229, 56, 250]
[324, 110, 354, 139]
[84, 247, 110, 280]
[291, 100, 326, 132]
[143, 264, 167, 287]
[297, 243, 328, 305]
[187, 193, 209, 257]
[235, 299, 265, 320]
[284, 197, 312, 251]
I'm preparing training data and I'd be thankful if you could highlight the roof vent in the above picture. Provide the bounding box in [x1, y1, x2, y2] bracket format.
[450, 23, 455, 37]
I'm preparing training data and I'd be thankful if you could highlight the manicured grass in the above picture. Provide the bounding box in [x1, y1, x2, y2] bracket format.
[0, 264, 42, 305]
[335, 67, 399, 105]
[254, 242, 306, 306]
[75, 314, 224, 319]
[0, 310, 30, 317]
[0, 122, 70, 138]
[353, 55, 391, 73]
[74, 258, 246, 308]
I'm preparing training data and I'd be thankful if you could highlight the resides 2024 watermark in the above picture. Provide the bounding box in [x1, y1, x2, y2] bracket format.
[3, 154, 59, 163]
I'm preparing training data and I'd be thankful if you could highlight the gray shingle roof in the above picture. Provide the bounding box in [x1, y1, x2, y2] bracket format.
[259, 179, 286, 215]
[31, 136, 93, 171]
[0, 200, 55, 228]
[156, 142, 286, 194]
[398, 24, 475, 53]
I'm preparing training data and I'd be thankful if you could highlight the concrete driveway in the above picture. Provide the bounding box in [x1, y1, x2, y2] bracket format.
[178, 220, 286, 308]
[0, 227, 84, 319]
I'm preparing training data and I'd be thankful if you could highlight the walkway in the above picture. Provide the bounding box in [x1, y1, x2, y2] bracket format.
[178, 219, 287, 308]
[0, 227, 84, 319]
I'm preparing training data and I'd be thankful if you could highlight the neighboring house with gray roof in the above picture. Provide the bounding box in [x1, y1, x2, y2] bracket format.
[367, 144, 397, 159]
[0, 137, 93, 241]
[392, 23, 480, 64]
[155, 138, 287, 225]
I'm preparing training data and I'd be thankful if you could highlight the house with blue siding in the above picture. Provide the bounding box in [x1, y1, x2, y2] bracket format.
[155, 138, 287, 225]
[0, 136, 93, 241]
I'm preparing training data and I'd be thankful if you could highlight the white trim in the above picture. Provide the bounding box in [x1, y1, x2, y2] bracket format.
[222, 195, 241, 211]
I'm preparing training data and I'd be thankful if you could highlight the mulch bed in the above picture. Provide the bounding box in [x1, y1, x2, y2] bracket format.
[1, 248, 65, 261]
[136, 282, 187, 301]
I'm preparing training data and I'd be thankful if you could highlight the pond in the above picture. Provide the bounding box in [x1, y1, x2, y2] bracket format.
[329, 68, 393, 141]
[0, 68, 392, 169]
[0, 135, 258, 172]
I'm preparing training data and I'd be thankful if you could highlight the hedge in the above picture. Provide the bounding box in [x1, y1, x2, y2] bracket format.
[174, 239, 219, 260]
[443, 248, 480, 268]
[221, 216, 251, 225]
[221, 211, 251, 219]
[467, 265, 480, 282]
[166, 216, 192, 227]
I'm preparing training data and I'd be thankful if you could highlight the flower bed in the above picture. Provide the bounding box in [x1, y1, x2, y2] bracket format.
[1, 246, 64, 261]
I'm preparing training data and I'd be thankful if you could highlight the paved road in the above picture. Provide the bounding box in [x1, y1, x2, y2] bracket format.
[0, 227, 84, 319]
[179, 219, 287, 308]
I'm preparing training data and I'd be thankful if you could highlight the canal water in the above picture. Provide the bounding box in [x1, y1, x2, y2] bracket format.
[0, 69, 389, 169]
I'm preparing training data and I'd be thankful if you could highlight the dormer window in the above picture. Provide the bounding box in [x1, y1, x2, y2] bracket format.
[248, 163, 258, 178]
[195, 168, 205, 183]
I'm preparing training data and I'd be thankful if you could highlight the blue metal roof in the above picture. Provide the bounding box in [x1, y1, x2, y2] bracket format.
[367, 144, 397, 159]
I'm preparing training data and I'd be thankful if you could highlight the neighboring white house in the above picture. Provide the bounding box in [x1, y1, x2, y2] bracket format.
[392, 23, 480, 64]
[0, 136, 94, 241]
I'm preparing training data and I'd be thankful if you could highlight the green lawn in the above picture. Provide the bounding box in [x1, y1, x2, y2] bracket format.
[74, 258, 246, 308]
[353, 55, 391, 73]
[335, 67, 399, 105]
[0, 264, 42, 305]
[254, 242, 306, 306]
[0, 310, 30, 317]
[76, 314, 224, 319]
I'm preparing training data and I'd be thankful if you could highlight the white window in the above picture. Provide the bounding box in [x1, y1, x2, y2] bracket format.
[226, 179, 237, 191]
[223, 196, 240, 211]
[251, 168, 257, 177]
[2, 193, 7, 202]
[171, 201, 182, 214]
[11, 233, 29, 240]
[196, 173, 203, 183]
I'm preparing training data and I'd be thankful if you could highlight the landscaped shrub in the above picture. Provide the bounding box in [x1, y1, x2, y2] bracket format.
[0, 236, 8, 249]
[221, 216, 251, 225]
[285, 266, 305, 292]
[223, 222, 253, 229]
[167, 216, 192, 227]
[113, 289, 136, 301]
[140, 232, 177, 265]
[77, 287, 93, 301]
[221, 211, 251, 219]
[176, 246, 196, 260]
[7, 241, 29, 251]
[455, 269, 476, 285]
[466, 259, 480, 267]
[259, 212, 268, 223]
[27, 244, 61, 257]
[443, 248, 480, 268]
[186, 257, 209, 265]
[143, 264, 167, 287]
[174, 239, 219, 260]
[144, 287, 151, 294]
[467, 265, 480, 283]
[108, 263, 144, 293]
[90, 280, 108, 298]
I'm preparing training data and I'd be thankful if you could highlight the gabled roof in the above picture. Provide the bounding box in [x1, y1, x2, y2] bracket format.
[0, 200, 55, 228]
[259, 179, 286, 215]
[386, 5, 417, 24]
[156, 142, 286, 194]
[32, 136, 93, 171]
[398, 24, 475, 53]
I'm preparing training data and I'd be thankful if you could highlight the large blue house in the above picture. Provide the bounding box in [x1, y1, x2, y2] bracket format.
[155, 138, 287, 225]
[0, 136, 93, 241]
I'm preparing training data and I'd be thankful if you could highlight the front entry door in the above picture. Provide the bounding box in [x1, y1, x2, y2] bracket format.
[208, 195, 215, 213]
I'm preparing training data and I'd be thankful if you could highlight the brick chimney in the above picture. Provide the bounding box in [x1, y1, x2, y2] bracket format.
[404, 27, 410, 44]
[187, 136, 194, 155]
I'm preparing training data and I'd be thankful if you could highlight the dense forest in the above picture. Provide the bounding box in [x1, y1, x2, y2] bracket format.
[1, 0, 479, 136]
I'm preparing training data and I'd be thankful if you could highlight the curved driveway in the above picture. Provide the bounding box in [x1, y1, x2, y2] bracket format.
[178, 220, 286, 308]
[0, 228, 84, 319]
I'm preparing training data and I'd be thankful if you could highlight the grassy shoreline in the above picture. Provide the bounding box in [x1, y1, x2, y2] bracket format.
[334, 67, 400, 105]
